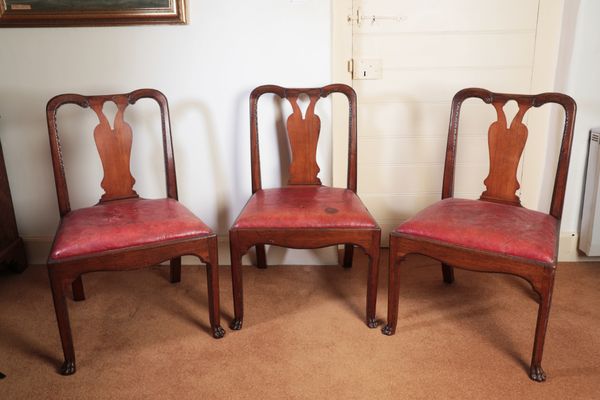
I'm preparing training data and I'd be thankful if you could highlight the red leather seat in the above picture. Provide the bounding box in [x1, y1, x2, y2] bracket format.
[396, 198, 558, 265]
[50, 198, 212, 260]
[233, 186, 377, 230]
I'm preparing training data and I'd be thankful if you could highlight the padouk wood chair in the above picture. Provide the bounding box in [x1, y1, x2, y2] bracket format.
[229, 84, 381, 330]
[46, 89, 224, 376]
[383, 88, 576, 382]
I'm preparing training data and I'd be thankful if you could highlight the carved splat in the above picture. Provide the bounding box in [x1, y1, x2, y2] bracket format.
[285, 94, 322, 185]
[89, 96, 138, 202]
[480, 100, 531, 206]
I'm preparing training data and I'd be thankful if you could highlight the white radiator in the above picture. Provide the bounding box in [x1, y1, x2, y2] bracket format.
[580, 128, 600, 256]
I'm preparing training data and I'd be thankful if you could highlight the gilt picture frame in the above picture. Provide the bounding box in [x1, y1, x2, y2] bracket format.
[0, 0, 186, 27]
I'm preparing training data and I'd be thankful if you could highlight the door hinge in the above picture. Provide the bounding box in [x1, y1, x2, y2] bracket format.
[347, 59, 354, 74]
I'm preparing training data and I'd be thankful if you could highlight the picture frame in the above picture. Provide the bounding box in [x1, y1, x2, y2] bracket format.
[0, 0, 186, 27]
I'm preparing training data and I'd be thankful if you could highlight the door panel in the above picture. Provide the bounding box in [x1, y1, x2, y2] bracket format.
[351, 0, 541, 244]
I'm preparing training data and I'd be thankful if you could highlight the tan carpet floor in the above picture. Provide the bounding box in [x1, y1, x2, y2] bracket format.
[1, 250, 599, 399]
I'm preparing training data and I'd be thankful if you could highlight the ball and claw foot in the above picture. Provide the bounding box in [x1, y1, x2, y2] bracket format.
[212, 326, 226, 339]
[529, 365, 546, 382]
[60, 360, 76, 376]
[230, 318, 243, 330]
[381, 324, 395, 336]
[367, 318, 379, 329]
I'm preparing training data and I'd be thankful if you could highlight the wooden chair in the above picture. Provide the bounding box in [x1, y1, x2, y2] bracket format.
[229, 84, 381, 330]
[46, 89, 224, 376]
[383, 88, 576, 382]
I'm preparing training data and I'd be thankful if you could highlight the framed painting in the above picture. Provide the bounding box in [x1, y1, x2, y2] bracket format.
[0, 0, 186, 27]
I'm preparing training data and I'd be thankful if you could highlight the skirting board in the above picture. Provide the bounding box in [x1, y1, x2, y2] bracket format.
[558, 232, 600, 262]
[22, 233, 599, 266]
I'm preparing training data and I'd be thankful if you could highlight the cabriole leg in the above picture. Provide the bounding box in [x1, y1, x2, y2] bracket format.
[529, 269, 556, 382]
[382, 237, 403, 336]
[48, 269, 77, 375]
[230, 233, 244, 330]
[205, 237, 224, 339]
[365, 234, 380, 328]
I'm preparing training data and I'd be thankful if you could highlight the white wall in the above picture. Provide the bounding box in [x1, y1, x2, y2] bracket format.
[0, 1, 334, 264]
[553, 0, 600, 260]
[3, 0, 597, 264]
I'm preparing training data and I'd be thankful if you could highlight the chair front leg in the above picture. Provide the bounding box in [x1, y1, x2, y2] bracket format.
[170, 257, 182, 283]
[529, 268, 556, 382]
[365, 235, 380, 328]
[382, 236, 404, 336]
[204, 237, 224, 339]
[343, 244, 354, 268]
[230, 233, 244, 330]
[48, 268, 77, 375]
[71, 275, 85, 301]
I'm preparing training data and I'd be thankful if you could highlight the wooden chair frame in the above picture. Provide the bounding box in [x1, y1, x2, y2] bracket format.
[229, 84, 381, 330]
[46, 89, 224, 375]
[383, 88, 576, 382]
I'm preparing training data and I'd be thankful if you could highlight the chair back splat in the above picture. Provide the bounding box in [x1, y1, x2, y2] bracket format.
[442, 88, 576, 216]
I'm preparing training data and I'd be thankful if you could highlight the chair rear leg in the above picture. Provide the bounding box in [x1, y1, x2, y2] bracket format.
[529, 269, 556, 382]
[48, 269, 77, 375]
[256, 244, 267, 269]
[382, 237, 403, 336]
[343, 244, 354, 268]
[441, 263, 455, 284]
[205, 237, 225, 339]
[365, 235, 380, 328]
[230, 233, 244, 330]
[72, 276, 85, 301]
[170, 257, 182, 283]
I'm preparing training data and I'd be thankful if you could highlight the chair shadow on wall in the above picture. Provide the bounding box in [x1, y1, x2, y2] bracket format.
[171, 100, 231, 235]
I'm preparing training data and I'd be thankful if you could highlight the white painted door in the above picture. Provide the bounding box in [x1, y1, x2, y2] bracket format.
[336, 0, 557, 244]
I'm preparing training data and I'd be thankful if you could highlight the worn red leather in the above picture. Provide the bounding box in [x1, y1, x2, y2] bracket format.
[233, 186, 378, 229]
[50, 198, 212, 260]
[395, 198, 558, 264]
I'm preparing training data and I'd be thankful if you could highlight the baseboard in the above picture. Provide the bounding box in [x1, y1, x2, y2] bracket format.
[558, 232, 600, 262]
[22, 235, 339, 266]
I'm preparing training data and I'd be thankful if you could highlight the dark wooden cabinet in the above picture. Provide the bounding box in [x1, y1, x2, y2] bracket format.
[0, 137, 27, 272]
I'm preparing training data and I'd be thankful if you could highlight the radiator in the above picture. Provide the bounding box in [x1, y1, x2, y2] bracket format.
[579, 128, 600, 256]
